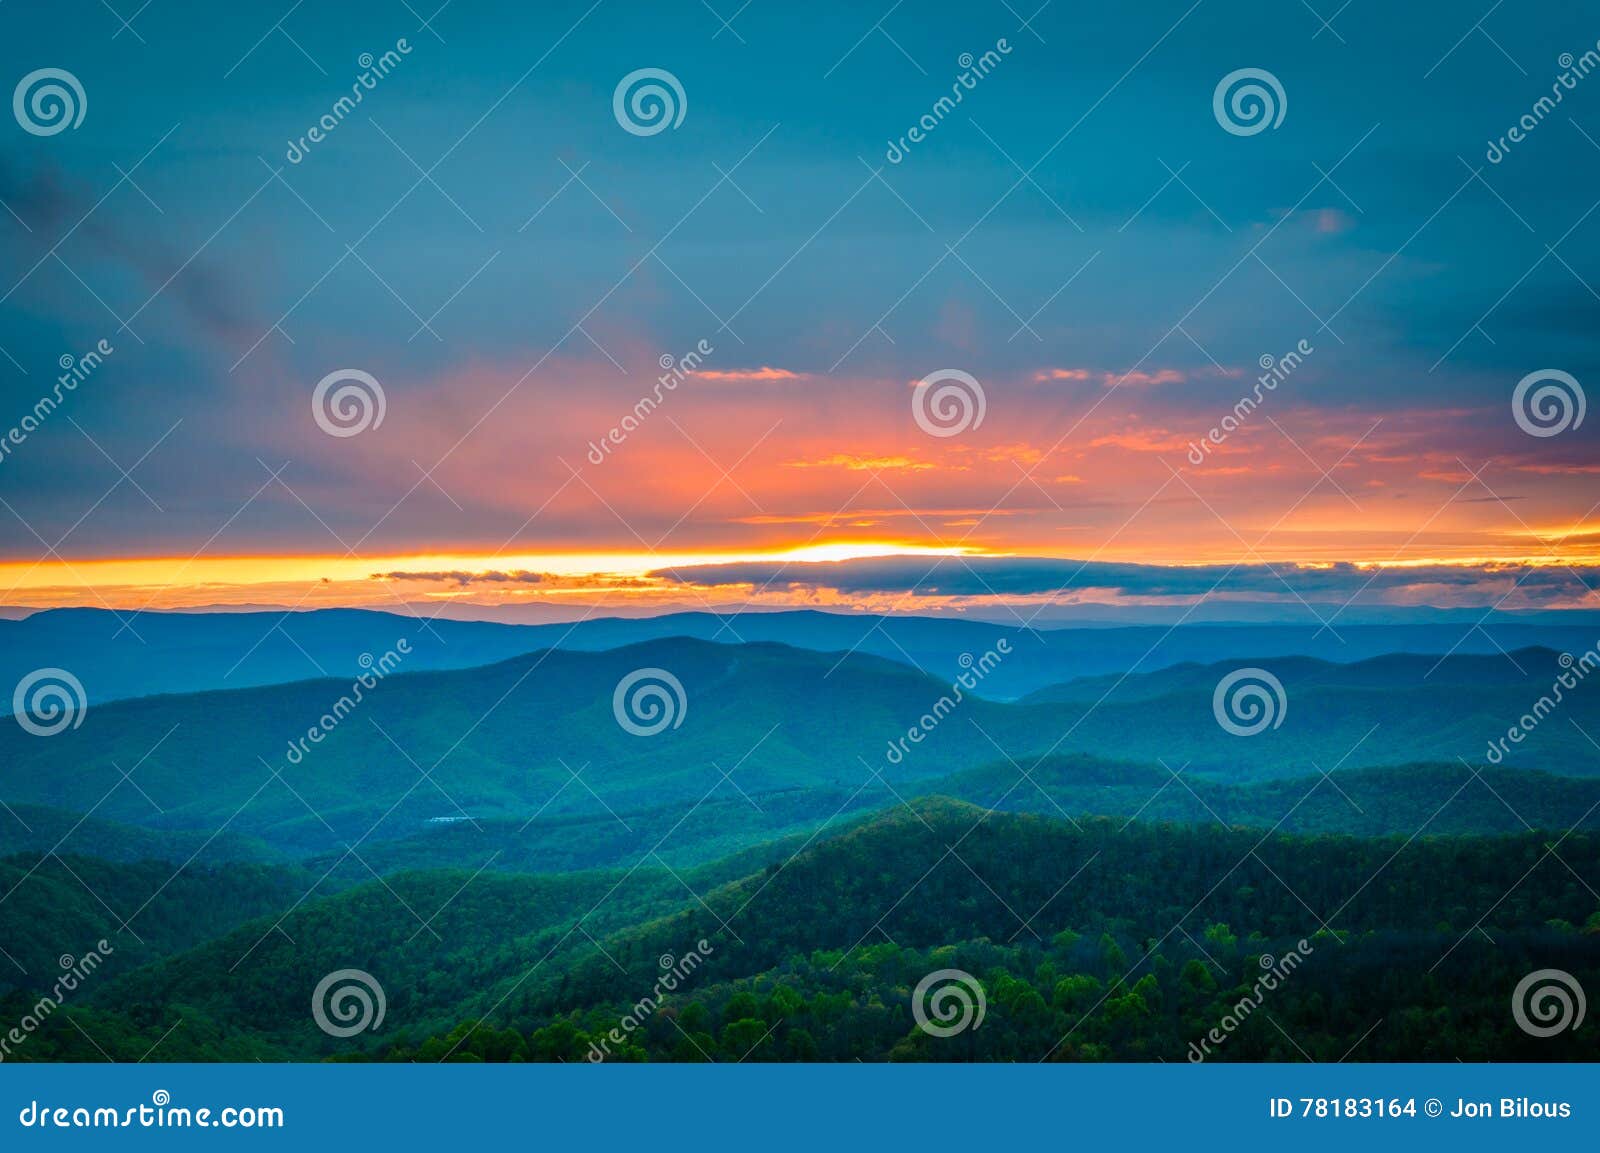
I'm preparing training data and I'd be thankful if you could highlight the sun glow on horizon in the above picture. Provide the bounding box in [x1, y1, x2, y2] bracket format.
[2, 536, 1599, 614]
[0, 542, 983, 608]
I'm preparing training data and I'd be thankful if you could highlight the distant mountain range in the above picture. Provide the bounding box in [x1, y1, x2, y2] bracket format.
[6, 615, 1600, 1063]
[6, 605, 1598, 705]
[4, 634, 1598, 865]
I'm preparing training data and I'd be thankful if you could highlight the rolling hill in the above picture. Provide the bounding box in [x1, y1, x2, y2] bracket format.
[8, 606, 1599, 706]
[15, 802, 1598, 1062]
[6, 637, 1600, 868]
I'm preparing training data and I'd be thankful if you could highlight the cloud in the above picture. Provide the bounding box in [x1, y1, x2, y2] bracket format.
[648, 554, 1600, 606]
[1312, 207, 1355, 234]
[783, 454, 935, 472]
[371, 569, 547, 586]
[692, 366, 802, 382]
[1089, 429, 1192, 453]
[1115, 369, 1186, 386]
[0, 158, 254, 346]
[1034, 367, 1187, 387]
[1513, 462, 1600, 476]
[730, 507, 1025, 525]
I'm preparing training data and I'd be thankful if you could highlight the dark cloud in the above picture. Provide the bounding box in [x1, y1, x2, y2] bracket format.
[650, 555, 1600, 605]
[370, 570, 547, 587]
[0, 157, 252, 346]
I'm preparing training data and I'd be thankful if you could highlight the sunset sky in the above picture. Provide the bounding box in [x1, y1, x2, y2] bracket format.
[2, 0, 1598, 619]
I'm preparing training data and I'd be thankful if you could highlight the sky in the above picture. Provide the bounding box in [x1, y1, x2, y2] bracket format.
[2, 0, 1599, 621]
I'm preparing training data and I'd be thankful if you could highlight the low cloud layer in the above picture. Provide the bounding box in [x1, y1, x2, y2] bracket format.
[372, 570, 547, 587]
[651, 555, 1600, 608]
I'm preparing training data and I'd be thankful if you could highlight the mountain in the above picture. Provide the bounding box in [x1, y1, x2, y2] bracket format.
[7, 637, 1600, 868]
[937, 755, 1600, 836]
[0, 853, 311, 990]
[8, 606, 1600, 707]
[0, 607, 551, 706]
[1020, 648, 1564, 704]
[0, 638, 1022, 855]
[19, 802, 1599, 1062]
[999, 646, 1600, 779]
[0, 805, 285, 864]
[6, 625, 1600, 1065]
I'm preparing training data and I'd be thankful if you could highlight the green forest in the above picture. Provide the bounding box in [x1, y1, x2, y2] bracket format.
[4, 802, 1598, 1062]
[3, 631, 1598, 1063]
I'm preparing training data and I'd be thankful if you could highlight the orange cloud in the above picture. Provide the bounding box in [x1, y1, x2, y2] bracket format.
[1089, 429, 1192, 453]
[1513, 462, 1600, 475]
[784, 454, 937, 472]
[693, 366, 801, 382]
[1112, 369, 1186, 387]
[1034, 367, 1186, 387]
